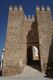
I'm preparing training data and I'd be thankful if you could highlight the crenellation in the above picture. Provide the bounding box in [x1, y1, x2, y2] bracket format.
[28, 15, 31, 20]
[31, 15, 35, 21]
[36, 6, 40, 11]
[14, 6, 18, 11]
[24, 15, 35, 21]
[19, 5, 23, 11]
[36, 6, 51, 12]
[24, 15, 27, 20]
[9, 5, 13, 11]
[46, 6, 52, 20]
[41, 6, 45, 11]
[47, 6, 51, 11]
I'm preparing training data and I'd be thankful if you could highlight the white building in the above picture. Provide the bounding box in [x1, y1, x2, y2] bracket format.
[1, 48, 5, 68]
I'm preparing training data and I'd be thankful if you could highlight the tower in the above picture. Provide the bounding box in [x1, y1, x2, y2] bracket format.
[2, 5, 26, 76]
[36, 6, 53, 73]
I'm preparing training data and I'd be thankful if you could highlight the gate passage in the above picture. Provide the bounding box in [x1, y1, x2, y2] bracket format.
[32, 46, 39, 60]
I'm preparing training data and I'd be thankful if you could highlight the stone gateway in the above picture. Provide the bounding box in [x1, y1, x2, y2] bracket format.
[2, 5, 53, 76]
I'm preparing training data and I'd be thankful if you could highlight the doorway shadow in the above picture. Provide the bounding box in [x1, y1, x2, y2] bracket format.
[45, 35, 53, 78]
[0, 61, 2, 76]
[0, 70, 2, 76]
[27, 16, 41, 71]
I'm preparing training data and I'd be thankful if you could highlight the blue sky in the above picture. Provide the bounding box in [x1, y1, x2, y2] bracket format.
[0, 0, 53, 55]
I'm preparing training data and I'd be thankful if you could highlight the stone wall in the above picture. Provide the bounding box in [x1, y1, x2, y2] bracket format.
[36, 6, 53, 73]
[2, 6, 26, 76]
[24, 16, 40, 64]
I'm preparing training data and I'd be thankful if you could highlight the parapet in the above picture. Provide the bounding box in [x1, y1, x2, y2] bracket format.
[24, 15, 27, 20]
[41, 6, 45, 11]
[32, 15, 35, 20]
[28, 15, 31, 20]
[36, 6, 40, 11]
[9, 5, 13, 11]
[47, 6, 50, 11]
[14, 6, 18, 10]
[24, 15, 35, 21]
[19, 5, 23, 11]
[36, 5, 51, 11]
[9, 5, 23, 11]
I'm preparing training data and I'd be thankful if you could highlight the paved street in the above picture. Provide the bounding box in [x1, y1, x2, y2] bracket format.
[0, 65, 53, 80]
[0, 76, 53, 80]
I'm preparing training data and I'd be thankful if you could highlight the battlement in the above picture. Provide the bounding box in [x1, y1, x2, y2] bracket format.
[24, 15, 35, 21]
[36, 5, 51, 11]
[47, 6, 50, 11]
[9, 5, 23, 11]
[36, 6, 40, 11]
[19, 5, 23, 10]
[9, 5, 51, 12]
[9, 5, 13, 10]
[41, 6, 45, 11]
[14, 6, 18, 10]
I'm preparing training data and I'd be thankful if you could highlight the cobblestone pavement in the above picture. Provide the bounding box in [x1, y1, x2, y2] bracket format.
[0, 65, 53, 80]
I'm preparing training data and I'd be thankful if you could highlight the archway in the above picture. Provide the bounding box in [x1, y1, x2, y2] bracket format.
[27, 45, 41, 71]
[27, 20, 41, 71]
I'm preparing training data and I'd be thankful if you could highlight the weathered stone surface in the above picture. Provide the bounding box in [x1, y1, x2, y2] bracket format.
[2, 7, 26, 76]
[36, 8, 53, 73]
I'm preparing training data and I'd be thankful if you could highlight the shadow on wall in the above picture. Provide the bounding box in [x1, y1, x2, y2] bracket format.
[27, 16, 41, 71]
[0, 70, 2, 76]
[46, 35, 53, 78]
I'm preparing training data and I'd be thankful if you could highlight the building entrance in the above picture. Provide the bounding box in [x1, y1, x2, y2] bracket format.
[27, 44, 41, 71]
[27, 21, 41, 71]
